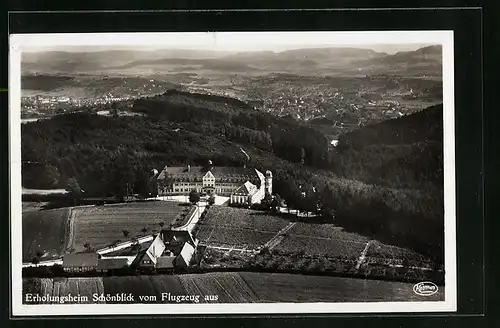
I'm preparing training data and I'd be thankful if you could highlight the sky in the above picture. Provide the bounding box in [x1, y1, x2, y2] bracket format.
[15, 31, 446, 55]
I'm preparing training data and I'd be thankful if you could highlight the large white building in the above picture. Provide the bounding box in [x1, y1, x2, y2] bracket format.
[155, 160, 272, 205]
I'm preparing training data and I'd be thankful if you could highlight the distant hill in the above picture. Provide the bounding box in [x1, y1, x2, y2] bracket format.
[21, 74, 178, 97]
[339, 103, 442, 148]
[112, 57, 257, 72]
[21, 49, 234, 74]
[22, 46, 440, 75]
[336, 104, 443, 189]
[353, 45, 442, 75]
[133, 89, 255, 116]
[222, 47, 387, 71]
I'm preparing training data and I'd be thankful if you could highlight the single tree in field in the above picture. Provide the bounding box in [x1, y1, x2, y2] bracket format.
[261, 193, 273, 210]
[122, 229, 130, 238]
[270, 194, 283, 213]
[66, 177, 83, 204]
[141, 227, 148, 234]
[189, 189, 201, 204]
[31, 257, 40, 265]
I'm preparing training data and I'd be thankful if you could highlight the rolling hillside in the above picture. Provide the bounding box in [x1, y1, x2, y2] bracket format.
[335, 104, 443, 188]
[21, 91, 444, 263]
[22, 46, 441, 76]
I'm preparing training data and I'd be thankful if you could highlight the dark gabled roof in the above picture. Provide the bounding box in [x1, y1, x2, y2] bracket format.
[232, 181, 258, 195]
[63, 253, 99, 267]
[97, 258, 128, 270]
[178, 243, 195, 264]
[161, 230, 196, 247]
[166, 242, 185, 256]
[155, 256, 176, 269]
[145, 233, 166, 265]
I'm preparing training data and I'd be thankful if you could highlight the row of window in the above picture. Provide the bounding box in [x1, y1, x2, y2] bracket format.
[172, 187, 236, 193]
[170, 179, 249, 183]
[174, 182, 241, 187]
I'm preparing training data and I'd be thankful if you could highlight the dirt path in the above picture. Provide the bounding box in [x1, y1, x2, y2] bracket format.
[263, 222, 297, 250]
[64, 207, 77, 253]
[201, 245, 259, 254]
[355, 240, 374, 270]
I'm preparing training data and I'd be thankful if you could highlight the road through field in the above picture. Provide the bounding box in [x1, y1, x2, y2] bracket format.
[97, 235, 154, 255]
[174, 202, 206, 234]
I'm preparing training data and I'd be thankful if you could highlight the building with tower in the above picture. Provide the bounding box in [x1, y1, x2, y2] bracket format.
[154, 160, 272, 205]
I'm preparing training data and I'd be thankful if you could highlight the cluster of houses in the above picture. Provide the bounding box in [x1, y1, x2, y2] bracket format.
[62, 230, 198, 274]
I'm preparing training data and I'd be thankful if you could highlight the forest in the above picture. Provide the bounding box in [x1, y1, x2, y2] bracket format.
[21, 91, 444, 263]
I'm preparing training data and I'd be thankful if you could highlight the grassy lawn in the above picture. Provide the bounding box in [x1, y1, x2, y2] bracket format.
[196, 207, 290, 249]
[22, 208, 70, 262]
[71, 201, 192, 252]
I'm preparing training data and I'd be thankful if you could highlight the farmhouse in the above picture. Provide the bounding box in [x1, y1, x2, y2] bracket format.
[62, 253, 99, 273]
[155, 160, 272, 205]
[138, 233, 166, 268]
[138, 230, 198, 271]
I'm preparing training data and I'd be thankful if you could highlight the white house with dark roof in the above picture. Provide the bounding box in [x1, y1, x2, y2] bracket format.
[139, 230, 198, 271]
[138, 233, 166, 268]
[155, 160, 272, 205]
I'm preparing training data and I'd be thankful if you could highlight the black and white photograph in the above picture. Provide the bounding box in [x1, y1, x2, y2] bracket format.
[10, 31, 456, 315]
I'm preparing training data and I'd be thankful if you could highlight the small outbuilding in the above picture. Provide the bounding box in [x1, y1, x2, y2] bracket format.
[97, 258, 128, 273]
[62, 253, 99, 273]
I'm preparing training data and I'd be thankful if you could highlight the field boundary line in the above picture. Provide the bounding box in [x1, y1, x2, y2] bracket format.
[198, 223, 284, 235]
[355, 240, 374, 270]
[65, 207, 77, 253]
[214, 276, 236, 303]
[264, 222, 296, 250]
[232, 274, 259, 303]
[285, 232, 369, 244]
[202, 245, 258, 253]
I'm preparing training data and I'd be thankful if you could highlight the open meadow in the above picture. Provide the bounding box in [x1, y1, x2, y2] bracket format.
[239, 272, 444, 302]
[103, 275, 185, 303]
[71, 201, 192, 252]
[274, 222, 371, 259]
[196, 207, 437, 283]
[196, 207, 290, 250]
[22, 208, 70, 262]
[23, 277, 105, 304]
[179, 272, 259, 303]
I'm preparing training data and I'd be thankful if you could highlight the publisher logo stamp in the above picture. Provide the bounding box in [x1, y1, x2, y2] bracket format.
[413, 282, 438, 296]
